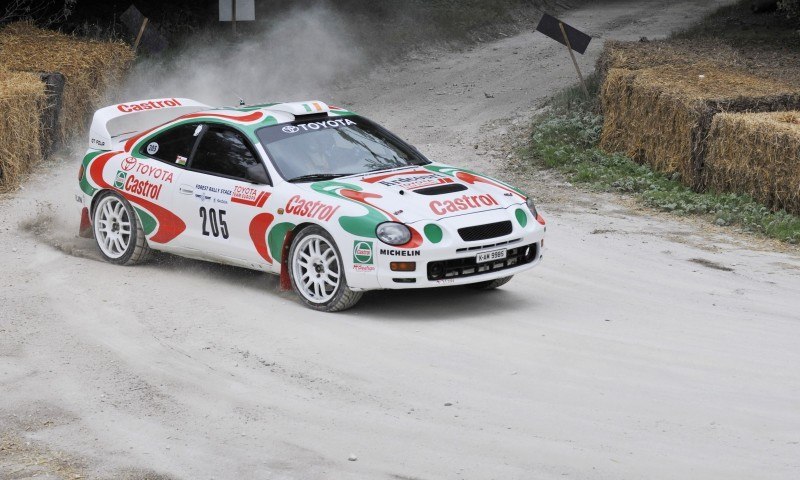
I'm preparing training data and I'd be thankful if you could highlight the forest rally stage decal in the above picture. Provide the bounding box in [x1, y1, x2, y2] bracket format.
[87, 152, 185, 244]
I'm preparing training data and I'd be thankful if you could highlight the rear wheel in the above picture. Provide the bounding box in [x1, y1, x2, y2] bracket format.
[466, 275, 513, 290]
[93, 192, 151, 265]
[289, 226, 362, 312]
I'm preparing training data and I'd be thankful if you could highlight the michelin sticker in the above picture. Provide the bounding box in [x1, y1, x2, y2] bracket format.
[146, 142, 159, 155]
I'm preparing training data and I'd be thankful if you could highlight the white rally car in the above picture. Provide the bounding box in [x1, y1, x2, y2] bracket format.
[76, 98, 546, 311]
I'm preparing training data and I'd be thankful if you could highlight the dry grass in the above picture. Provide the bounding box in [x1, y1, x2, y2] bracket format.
[0, 67, 46, 192]
[706, 111, 800, 213]
[600, 63, 800, 188]
[0, 22, 134, 143]
[595, 39, 740, 84]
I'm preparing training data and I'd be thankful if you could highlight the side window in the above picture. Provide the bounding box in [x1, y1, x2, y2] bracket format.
[191, 126, 269, 184]
[140, 123, 201, 167]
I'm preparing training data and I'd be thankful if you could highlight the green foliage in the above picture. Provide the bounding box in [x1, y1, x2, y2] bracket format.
[521, 99, 800, 244]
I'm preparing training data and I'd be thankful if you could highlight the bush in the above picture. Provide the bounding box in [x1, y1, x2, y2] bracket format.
[778, 0, 800, 19]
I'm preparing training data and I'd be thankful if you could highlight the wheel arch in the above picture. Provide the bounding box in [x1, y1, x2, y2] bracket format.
[89, 189, 150, 239]
[278, 221, 316, 291]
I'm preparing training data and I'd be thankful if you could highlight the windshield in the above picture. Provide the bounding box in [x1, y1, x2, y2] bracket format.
[256, 115, 429, 182]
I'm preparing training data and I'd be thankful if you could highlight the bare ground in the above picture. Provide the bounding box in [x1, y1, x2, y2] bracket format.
[3, 1, 800, 479]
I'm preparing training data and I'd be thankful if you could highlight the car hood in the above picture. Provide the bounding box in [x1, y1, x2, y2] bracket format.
[298, 165, 527, 224]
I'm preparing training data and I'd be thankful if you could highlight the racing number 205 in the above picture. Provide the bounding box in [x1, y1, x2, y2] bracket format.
[199, 207, 229, 239]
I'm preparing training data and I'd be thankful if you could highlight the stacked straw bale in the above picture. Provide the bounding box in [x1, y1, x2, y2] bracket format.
[600, 63, 800, 188]
[0, 67, 46, 191]
[0, 22, 134, 143]
[705, 111, 800, 214]
[595, 39, 739, 85]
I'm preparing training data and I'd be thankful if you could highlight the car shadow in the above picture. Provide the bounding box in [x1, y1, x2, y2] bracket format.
[353, 285, 538, 321]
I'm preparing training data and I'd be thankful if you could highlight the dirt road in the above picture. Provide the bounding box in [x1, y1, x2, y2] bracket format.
[3, 1, 800, 479]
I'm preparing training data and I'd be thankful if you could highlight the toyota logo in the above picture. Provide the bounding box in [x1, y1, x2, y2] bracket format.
[121, 157, 137, 171]
[282, 125, 300, 134]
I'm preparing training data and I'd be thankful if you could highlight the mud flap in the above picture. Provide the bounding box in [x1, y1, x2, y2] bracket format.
[279, 229, 296, 291]
[78, 207, 93, 238]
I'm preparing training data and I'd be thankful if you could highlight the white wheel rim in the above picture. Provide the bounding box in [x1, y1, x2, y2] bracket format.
[94, 195, 132, 259]
[292, 234, 341, 304]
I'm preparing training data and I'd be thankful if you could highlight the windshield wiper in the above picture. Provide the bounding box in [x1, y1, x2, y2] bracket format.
[287, 173, 353, 183]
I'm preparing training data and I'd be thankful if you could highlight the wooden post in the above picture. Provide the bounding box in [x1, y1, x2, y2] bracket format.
[133, 17, 148, 52]
[559, 22, 589, 98]
[232, 0, 237, 35]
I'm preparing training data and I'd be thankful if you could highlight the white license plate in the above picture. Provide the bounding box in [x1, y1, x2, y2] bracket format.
[476, 248, 507, 263]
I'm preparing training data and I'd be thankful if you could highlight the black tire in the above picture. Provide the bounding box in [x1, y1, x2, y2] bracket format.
[92, 191, 151, 266]
[288, 225, 363, 312]
[466, 275, 513, 290]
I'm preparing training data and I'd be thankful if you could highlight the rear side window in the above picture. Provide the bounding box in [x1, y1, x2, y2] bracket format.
[140, 123, 200, 167]
[191, 126, 268, 183]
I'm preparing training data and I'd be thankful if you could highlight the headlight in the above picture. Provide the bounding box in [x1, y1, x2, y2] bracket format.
[376, 222, 411, 245]
[526, 197, 538, 217]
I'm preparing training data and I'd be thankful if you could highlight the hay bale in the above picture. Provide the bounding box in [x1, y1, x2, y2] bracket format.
[705, 111, 800, 213]
[0, 67, 46, 191]
[39, 72, 66, 156]
[595, 39, 740, 86]
[600, 63, 800, 188]
[0, 22, 134, 143]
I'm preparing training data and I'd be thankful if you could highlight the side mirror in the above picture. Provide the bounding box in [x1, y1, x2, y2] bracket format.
[248, 165, 271, 185]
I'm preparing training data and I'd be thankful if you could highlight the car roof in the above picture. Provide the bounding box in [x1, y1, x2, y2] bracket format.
[181, 101, 356, 129]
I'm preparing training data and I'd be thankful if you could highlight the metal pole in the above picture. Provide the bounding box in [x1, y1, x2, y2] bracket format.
[559, 22, 589, 99]
[133, 17, 148, 52]
[232, 0, 237, 35]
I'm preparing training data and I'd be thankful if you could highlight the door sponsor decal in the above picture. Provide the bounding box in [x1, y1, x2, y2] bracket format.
[231, 185, 269, 207]
[194, 184, 230, 204]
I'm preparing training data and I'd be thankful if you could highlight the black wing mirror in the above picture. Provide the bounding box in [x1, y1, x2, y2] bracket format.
[248, 165, 271, 185]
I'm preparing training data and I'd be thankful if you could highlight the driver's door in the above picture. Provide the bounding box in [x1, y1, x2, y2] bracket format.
[172, 124, 274, 269]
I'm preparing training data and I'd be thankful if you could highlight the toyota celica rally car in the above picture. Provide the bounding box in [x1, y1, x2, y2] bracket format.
[76, 98, 546, 311]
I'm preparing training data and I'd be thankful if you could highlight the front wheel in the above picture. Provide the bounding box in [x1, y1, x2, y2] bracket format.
[466, 275, 513, 290]
[289, 226, 363, 312]
[92, 191, 151, 265]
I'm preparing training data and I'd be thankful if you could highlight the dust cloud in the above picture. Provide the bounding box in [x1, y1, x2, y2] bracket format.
[121, 4, 365, 106]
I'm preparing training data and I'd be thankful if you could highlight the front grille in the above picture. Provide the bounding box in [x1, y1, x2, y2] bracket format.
[458, 220, 513, 242]
[427, 243, 538, 281]
[456, 238, 520, 253]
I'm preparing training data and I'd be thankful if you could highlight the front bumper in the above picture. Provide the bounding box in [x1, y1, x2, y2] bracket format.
[348, 206, 546, 290]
